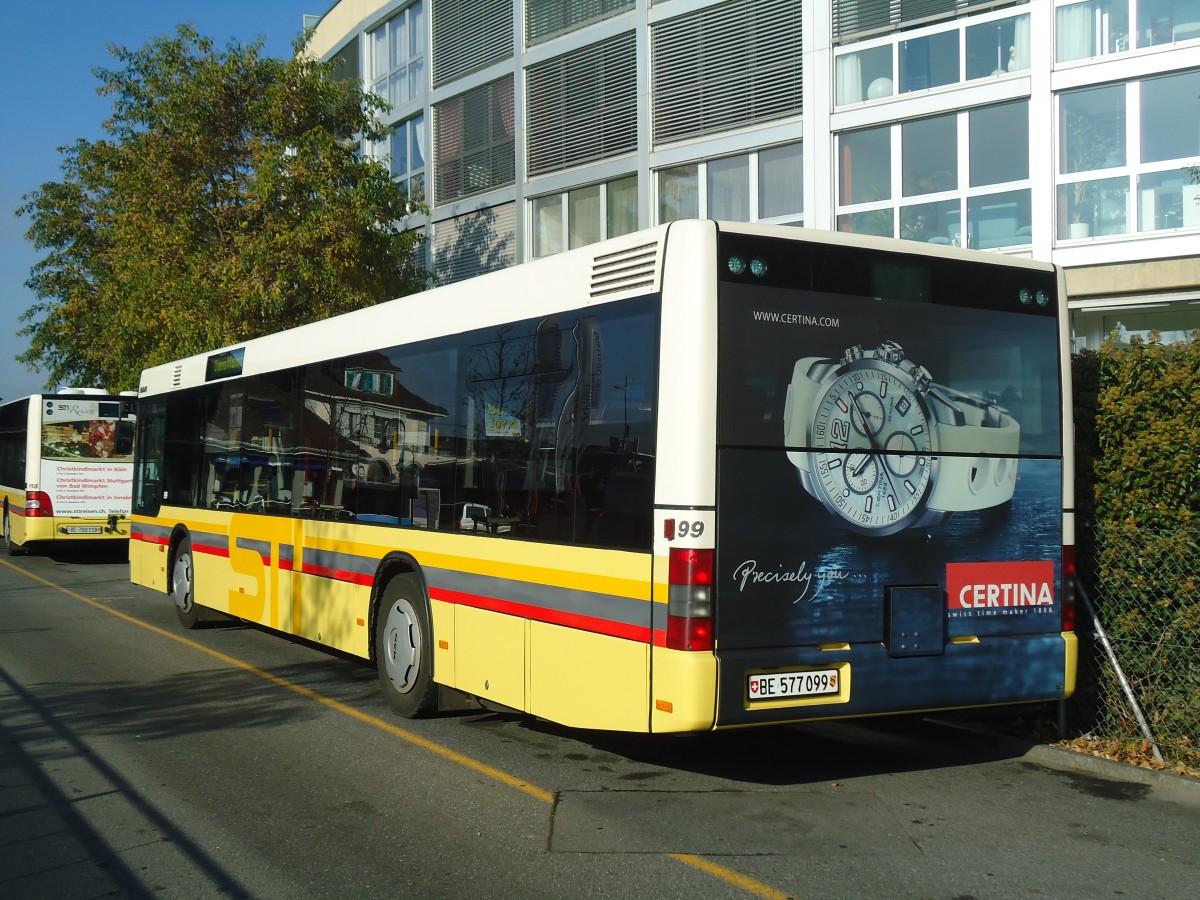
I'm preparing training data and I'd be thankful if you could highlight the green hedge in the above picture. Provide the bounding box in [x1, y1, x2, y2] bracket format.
[1072, 330, 1200, 767]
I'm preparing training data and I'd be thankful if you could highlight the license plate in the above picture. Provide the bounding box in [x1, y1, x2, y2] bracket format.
[747, 668, 840, 701]
[66, 526, 103, 534]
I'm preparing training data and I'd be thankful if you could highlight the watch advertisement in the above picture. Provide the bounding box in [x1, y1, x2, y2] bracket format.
[716, 279, 1064, 649]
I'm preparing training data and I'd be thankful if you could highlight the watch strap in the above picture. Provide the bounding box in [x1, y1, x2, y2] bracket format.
[926, 389, 1020, 511]
[783, 356, 835, 475]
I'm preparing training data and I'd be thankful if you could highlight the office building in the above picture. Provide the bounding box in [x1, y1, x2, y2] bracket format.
[305, 0, 1200, 347]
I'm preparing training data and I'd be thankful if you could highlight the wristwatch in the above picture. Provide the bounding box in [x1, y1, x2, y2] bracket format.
[782, 340, 1020, 536]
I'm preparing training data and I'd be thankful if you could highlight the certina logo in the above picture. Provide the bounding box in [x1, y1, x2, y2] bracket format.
[946, 561, 1056, 610]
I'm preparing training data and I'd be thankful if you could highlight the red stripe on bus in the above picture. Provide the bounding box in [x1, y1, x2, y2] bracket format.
[193, 544, 231, 559]
[130, 531, 170, 547]
[300, 563, 374, 587]
[430, 586, 652, 644]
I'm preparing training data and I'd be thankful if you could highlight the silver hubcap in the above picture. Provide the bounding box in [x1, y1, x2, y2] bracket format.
[172, 552, 194, 612]
[382, 598, 422, 693]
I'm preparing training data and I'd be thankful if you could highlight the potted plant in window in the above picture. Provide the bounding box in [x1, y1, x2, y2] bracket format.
[1064, 111, 1115, 238]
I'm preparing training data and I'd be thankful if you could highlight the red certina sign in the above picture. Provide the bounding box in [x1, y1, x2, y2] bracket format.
[946, 561, 1055, 610]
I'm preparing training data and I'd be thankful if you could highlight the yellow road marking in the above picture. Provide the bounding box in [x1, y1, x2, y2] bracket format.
[670, 854, 795, 899]
[3, 558, 792, 898]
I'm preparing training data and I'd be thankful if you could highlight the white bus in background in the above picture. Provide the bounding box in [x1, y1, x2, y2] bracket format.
[0, 389, 137, 554]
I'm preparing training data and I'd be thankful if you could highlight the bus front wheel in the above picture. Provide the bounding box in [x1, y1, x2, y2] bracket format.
[375, 575, 437, 718]
[171, 536, 204, 628]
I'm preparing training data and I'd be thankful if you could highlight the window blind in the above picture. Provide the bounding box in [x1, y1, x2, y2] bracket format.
[432, 0, 513, 87]
[526, 0, 634, 46]
[652, 0, 803, 146]
[431, 203, 517, 284]
[526, 32, 637, 176]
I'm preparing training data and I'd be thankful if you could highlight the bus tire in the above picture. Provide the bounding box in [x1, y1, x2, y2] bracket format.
[171, 536, 204, 628]
[375, 574, 437, 718]
[3, 511, 26, 556]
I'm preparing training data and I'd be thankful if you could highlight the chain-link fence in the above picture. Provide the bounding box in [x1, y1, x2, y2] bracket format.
[1068, 523, 1200, 770]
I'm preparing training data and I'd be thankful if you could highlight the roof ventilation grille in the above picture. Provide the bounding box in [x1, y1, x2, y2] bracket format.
[590, 241, 660, 298]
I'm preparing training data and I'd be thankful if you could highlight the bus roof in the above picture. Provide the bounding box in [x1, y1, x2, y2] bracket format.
[138, 220, 1056, 398]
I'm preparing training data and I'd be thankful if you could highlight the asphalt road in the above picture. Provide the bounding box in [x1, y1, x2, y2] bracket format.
[1, 544, 1197, 899]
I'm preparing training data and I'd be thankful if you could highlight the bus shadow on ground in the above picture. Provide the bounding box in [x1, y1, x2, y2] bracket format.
[20, 543, 130, 565]
[470, 706, 1047, 788]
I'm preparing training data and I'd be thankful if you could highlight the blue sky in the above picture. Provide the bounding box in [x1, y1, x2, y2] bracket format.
[0, 1, 317, 402]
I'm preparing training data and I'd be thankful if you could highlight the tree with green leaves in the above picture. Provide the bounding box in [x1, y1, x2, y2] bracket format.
[17, 25, 428, 392]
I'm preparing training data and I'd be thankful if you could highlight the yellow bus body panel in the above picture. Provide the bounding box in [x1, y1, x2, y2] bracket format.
[528, 619, 650, 731]
[650, 644, 718, 732]
[455, 605, 528, 712]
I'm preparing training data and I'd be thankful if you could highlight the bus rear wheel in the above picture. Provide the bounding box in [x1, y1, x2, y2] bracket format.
[171, 536, 204, 628]
[3, 511, 26, 556]
[375, 575, 437, 718]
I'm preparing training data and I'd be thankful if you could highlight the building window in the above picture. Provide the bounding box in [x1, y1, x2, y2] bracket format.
[368, 2, 425, 111]
[899, 30, 958, 93]
[838, 102, 1032, 249]
[1058, 70, 1200, 239]
[526, 0, 634, 46]
[902, 114, 957, 197]
[1056, 0, 1131, 60]
[758, 142, 804, 220]
[1140, 0, 1200, 45]
[658, 165, 700, 223]
[970, 102, 1029, 187]
[383, 114, 427, 202]
[708, 156, 750, 220]
[1103, 309, 1200, 345]
[839, 127, 891, 205]
[965, 14, 1030, 78]
[1055, 0, 1200, 61]
[656, 143, 804, 226]
[531, 175, 639, 259]
[434, 79, 516, 204]
[833, 0, 1023, 45]
[835, 11, 1030, 106]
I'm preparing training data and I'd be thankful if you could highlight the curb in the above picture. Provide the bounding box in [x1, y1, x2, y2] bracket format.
[1019, 741, 1200, 805]
[926, 714, 1200, 805]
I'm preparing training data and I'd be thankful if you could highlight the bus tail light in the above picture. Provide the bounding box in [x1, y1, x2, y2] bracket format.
[25, 491, 53, 518]
[666, 547, 714, 651]
[1061, 544, 1076, 633]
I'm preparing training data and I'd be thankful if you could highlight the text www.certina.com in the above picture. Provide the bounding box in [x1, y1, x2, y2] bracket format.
[752, 310, 840, 327]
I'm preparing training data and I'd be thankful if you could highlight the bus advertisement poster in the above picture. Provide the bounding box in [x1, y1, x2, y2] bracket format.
[40, 461, 135, 516]
[715, 274, 1064, 646]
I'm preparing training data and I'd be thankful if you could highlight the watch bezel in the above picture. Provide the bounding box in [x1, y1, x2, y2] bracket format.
[803, 353, 943, 536]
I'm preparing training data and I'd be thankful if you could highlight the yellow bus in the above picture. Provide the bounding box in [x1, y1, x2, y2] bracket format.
[129, 220, 1076, 732]
[1, 390, 136, 554]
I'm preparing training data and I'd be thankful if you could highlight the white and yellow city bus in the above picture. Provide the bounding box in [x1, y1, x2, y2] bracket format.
[1, 389, 136, 554]
[129, 220, 1076, 732]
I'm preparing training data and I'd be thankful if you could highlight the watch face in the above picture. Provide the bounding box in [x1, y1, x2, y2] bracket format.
[807, 358, 937, 534]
